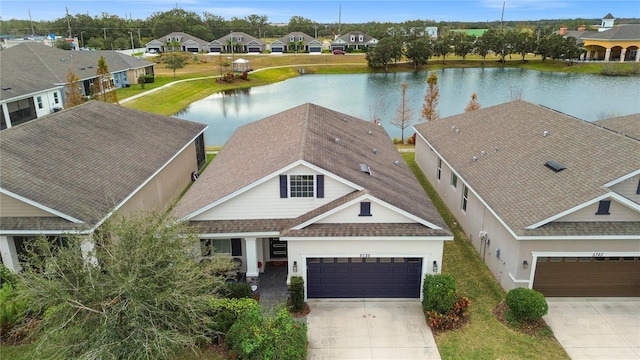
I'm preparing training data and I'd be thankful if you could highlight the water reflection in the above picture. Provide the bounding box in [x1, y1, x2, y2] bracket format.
[175, 68, 640, 146]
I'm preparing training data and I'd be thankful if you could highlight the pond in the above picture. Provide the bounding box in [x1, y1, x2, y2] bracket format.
[174, 68, 640, 146]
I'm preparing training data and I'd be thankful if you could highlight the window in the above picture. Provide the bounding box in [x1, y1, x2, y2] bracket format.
[451, 173, 458, 188]
[37, 96, 43, 109]
[359, 202, 372, 216]
[462, 185, 468, 211]
[289, 36, 294, 42]
[53, 92, 59, 104]
[201, 239, 231, 256]
[437, 158, 442, 180]
[350, 35, 355, 41]
[595, 200, 611, 215]
[358, 35, 364, 41]
[299, 36, 304, 41]
[290, 175, 314, 197]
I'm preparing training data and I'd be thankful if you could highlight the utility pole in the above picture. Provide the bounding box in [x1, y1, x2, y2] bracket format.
[137, 28, 141, 44]
[66, 7, 72, 38]
[28, 8, 35, 36]
[129, 31, 134, 50]
[103, 28, 107, 40]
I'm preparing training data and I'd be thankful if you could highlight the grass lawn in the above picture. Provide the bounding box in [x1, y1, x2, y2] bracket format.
[402, 151, 570, 360]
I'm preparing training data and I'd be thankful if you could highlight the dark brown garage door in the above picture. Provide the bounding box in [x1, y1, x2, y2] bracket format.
[533, 256, 640, 297]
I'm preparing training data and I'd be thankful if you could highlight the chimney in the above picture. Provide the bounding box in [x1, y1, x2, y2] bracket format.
[578, 25, 586, 31]
[559, 27, 567, 35]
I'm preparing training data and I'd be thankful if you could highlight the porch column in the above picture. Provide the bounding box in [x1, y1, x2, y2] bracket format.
[585, 50, 591, 60]
[604, 48, 611, 62]
[636, 50, 640, 62]
[1, 103, 11, 129]
[619, 48, 626, 62]
[245, 237, 259, 277]
[0, 236, 21, 272]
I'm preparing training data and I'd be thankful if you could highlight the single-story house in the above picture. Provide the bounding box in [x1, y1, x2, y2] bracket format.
[413, 101, 640, 297]
[0, 43, 155, 129]
[145, 32, 209, 53]
[172, 103, 452, 300]
[269, 32, 323, 53]
[0, 101, 207, 272]
[208, 32, 265, 53]
[331, 31, 378, 51]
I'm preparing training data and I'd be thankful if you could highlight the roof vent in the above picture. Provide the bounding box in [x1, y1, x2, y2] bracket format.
[495, 147, 499, 152]
[451, 125, 456, 130]
[481, 150, 487, 156]
[360, 163, 372, 175]
[368, 130, 372, 135]
[472, 156, 478, 162]
[372, 148, 377, 154]
[543, 130, 549, 137]
[342, 118, 347, 122]
[545, 160, 566, 172]
[455, 128, 460, 133]
[335, 137, 340, 144]
[1, 87, 11, 90]
[394, 160, 400, 166]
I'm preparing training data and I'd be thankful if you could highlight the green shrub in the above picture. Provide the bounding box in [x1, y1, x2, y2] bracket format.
[143, 74, 155, 83]
[0, 283, 27, 339]
[227, 307, 307, 360]
[505, 287, 548, 322]
[422, 274, 458, 315]
[290, 276, 304, 312]
[224, 282, 252, 299]
[0, 264, 17, 288]
[209, 298, 258, 334]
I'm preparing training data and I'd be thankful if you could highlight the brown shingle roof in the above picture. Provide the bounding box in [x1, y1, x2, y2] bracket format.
[595, 114, 640, 140]
[1, 101, 206, 229]
[173, 103, 447, 231]
[414, 100, 640, 235]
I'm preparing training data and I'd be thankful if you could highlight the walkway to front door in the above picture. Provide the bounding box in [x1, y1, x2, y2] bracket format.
[258, 262, 289, 309]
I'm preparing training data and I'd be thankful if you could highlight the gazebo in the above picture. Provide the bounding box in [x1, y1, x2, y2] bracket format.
[232, 58, 250, 72]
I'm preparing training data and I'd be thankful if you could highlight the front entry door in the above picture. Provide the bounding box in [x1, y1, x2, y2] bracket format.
[269, 238, 287, 259]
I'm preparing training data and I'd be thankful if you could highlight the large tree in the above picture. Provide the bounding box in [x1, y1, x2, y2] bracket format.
[421, 72, 440, 122]
[95, 55, 117, 103]
[391, 83, 415, 143]
[165, 53, 186, 78]
[405, 38, 432, 70]
[16, 211, 236, 360]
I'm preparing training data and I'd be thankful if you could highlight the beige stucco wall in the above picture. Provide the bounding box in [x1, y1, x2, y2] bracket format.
[557, 199, 640, 222]
[119, 142, 198, 216]
[610, 175, 640, 204]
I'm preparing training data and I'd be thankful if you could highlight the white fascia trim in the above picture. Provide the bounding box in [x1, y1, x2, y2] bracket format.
[291, 193, 442, 230]
[282, 236, 453, 241]
[198, 232, 280, 239]
[0, 229, 93, 236]
[413, 131, 519, 238]
[0, 188, 84, 224]
[2, 87, 65, 104]
[532, 251, 640, 258]
[526, 192, 640, 230]
[603, 169, 640, 188]
[518, 235, 640, 240]
[182, 160, 363, 221]
[92, 128, 207, 229]
[508, 272, 530, 284]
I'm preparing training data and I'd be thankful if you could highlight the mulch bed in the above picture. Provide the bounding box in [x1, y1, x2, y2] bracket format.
[427, 313, 471, 336]
[492, 301, 552, 337]
[288, 302, 311, 318]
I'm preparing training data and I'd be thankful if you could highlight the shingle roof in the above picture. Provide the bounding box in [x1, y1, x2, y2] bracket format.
[150, 32, 209, 45]
[413, 100, 640, 235]
[173, 103, 447, 231]
[275, 32, 318, 44]
[595, 113, 640, 140]
[213, 32, 264, 46]
[0, 43, 154, 101]
[580, 24, 640, 41]
[1, 101, 206, 230]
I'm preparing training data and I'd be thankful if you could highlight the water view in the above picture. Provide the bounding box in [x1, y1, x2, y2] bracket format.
[175, 68, 640, 146]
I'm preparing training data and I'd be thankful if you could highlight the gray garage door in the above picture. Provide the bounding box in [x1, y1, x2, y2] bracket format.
[309, 47, 322, 53]
[271, 46, 283, 52]
[533, 256, 640, 297]
[307, 257, 422, 298]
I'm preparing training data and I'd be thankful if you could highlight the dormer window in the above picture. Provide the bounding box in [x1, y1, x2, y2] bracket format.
[299, 36, 304, 41]
[290, 36, 295, 42]
[350, 35, 355, 41]
[167, 37, 171, 42]
[595, 200, 611, 215]
[237, 36, 243, 42]
[358, 35, 364, 41]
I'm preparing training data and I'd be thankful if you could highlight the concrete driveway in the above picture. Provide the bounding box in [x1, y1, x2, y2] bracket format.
[544, 298, 640, 360]
[306, 300, 441, 360]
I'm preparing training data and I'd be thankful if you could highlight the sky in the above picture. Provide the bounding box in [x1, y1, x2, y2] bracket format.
[1, 0, 639, 24]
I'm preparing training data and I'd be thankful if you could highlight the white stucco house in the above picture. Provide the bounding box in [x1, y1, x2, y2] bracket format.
[172, 103, 452, 300]
[413, 101, 640, 297]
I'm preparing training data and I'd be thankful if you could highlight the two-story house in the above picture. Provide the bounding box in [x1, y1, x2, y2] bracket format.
[0, 101, 207, 272]
[331, 31, 378, 51]
[145, 32, 209, 53]
[172, 103, 452, 300]
[269, 32, 323, 53]
[414, 101, 640, 297]
[208, 32, 265, 53]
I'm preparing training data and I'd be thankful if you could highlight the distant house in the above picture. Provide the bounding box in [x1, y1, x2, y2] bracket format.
[0, 43, 155, 129]
[145, 32, 209, 53]
[208, 32, 265, 53]
[269, 32, 322, 53]
[331, 31, 378, 51]
[558, 14, 640, 62]
[172, 103, 452, 300]
[414, 101, 640, 297]
[0, 101, 207, 272]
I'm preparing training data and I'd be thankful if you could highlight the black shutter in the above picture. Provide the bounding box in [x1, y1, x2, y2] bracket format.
[231, 238, 242, 256]
[316, 175, 324, 198]
[279, 175, 288, 198]
[596, 200, 611, 215]
[359, 202, 372, 216]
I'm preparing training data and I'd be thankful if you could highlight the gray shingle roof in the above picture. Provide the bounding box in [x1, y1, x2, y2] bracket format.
[173, 103, 448, 231]
[0, 43, 154, 101]
[149, 32, 209, 46]
[1, 101, 206, 230]
[580, 24, 640, 41]
[413, 100, 640, 235]
[595, 114, 640, 140]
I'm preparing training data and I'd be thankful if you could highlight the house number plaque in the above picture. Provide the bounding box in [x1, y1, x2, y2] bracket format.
[360, 254, 370, 258]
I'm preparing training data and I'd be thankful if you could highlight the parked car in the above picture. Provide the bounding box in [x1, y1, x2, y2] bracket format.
[333, 49, 345, 55]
